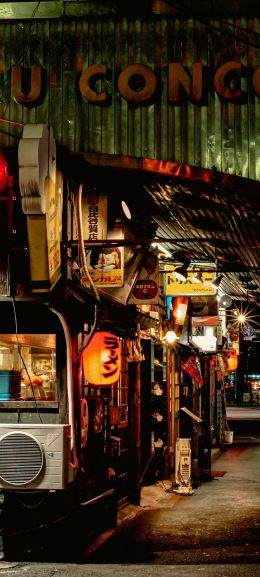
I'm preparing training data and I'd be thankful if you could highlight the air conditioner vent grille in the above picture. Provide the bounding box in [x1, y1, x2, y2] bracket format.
[0, 432, 44, 486]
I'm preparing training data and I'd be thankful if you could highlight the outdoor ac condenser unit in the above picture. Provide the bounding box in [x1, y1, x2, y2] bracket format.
[174, 437, 193, 495]
[0, 424, 71, 490]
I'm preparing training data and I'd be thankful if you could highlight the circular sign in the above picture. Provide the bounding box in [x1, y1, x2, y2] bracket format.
[241, 325, 254, 337]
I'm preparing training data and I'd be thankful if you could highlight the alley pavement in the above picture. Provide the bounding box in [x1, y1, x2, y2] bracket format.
[0, 409, 259, 575]
[82, 413, 260, 566]
[0, 439, 259, 576]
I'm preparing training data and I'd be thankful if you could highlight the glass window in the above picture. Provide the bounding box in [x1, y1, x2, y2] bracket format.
[0, 334, 56, 401]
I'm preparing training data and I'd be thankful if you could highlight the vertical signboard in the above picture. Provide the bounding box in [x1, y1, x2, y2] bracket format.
[128, 250, 159, 304]
[18, 124, 61, 292]
[82, 193, 107, 241]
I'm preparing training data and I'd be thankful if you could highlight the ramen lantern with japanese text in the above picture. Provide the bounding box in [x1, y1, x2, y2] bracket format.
[82, 332, 120, 386]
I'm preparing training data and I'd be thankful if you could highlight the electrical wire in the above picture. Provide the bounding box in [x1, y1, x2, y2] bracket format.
[49, 307, 78, 471]
[75, 183, 101, 303]
[10, 296, 43, 423]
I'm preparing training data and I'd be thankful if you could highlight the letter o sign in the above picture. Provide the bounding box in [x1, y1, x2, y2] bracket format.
[118, 64, 157, 103]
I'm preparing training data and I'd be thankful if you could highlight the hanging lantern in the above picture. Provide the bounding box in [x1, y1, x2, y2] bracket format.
[170, 296, 188, 336]
[226, 348, 238, 372]
[171, 296, 188, 326]
[82, 332, 120, 386]
[0, 149, 9, 193]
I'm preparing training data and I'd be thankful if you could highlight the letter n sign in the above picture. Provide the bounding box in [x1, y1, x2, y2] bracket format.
[82, 332, 121, 386]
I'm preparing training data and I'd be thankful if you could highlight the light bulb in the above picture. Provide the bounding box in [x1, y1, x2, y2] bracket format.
[165, 330, 179, 344]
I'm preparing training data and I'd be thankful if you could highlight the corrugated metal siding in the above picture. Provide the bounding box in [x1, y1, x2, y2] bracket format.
[0, 16, 259, 178]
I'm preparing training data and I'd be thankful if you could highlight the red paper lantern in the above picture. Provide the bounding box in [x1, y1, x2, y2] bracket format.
[226, 348, 238, 372]
[82, 332, 120, 386]
[0, 149, 9, 193]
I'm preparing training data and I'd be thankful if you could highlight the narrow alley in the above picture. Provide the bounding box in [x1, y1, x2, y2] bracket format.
[0, 411, 259, 576]
[83, 437, 260, 565]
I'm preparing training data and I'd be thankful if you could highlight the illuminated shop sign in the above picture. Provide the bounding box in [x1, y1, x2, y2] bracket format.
[10, 60, 260, 109]
[82, 332, 121, 386]
[165, 267, 217, 297]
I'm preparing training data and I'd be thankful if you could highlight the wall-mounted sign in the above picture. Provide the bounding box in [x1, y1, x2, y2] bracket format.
[128, 250, 159, 304]
[18, 124, 61, 293]
[190, 316, 218, 353]
[241, 324, 254, 341]
[98, 245, 144, 305]
[82, 332, 121, 386]
[81, 194, 107, 241]
[84, 226, 124, 287]
[165, 267, 216, 297]
[189, 296, 218, 316]
[10, 61, 260, 109]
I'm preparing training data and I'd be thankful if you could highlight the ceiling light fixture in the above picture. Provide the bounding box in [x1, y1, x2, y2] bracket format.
[152, 242, 172, 258]
[173, 264, 188, 281]
[191, 271, 203, 283]
[121, 200, 132, 220]
[212, 275, 224, 288]
[172, 258, 191, 282]
[205, 274, 224, 290]
[219, 294, 233, 308]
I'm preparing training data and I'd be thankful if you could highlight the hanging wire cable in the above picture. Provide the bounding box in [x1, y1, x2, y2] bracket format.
[73, 182, 106, 355]
[10, 296, 43, 423]
[75, 183, 101, 303]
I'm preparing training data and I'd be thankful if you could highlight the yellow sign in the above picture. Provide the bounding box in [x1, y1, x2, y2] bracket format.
[46, 176, 61, 290]
[165, 267, 217, 296]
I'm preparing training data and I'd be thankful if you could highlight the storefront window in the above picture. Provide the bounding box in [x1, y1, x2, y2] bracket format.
[0, 334, 56, 401]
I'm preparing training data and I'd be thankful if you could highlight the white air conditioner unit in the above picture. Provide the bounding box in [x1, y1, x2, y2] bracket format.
[174, 437, 193, 495]
[0, 424, 71, 490]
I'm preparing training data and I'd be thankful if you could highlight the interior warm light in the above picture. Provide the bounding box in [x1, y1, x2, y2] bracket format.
[165, 330, 179, 344]
[121, 200, 132, 220]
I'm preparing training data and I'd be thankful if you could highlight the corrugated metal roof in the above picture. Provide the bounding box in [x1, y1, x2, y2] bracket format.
[83, 154, 260, 305]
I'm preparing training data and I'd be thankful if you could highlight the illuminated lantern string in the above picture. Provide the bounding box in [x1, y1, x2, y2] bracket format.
[82, 332, 120, 386]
